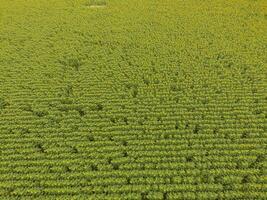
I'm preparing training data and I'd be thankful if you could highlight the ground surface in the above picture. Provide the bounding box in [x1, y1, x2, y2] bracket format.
[0, 0, 267, 199]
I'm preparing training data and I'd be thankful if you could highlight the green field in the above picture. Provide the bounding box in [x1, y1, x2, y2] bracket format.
[0, 0, 267, 199]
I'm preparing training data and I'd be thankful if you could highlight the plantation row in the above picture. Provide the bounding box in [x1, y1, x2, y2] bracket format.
[0, 0, 266, 199]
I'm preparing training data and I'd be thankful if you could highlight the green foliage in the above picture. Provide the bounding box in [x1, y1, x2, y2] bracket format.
[86, 0, 107, 6]
[0, 98, 8, 110]
[0, 0, 266, 199]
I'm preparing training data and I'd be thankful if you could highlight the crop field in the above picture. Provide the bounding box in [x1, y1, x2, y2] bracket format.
[0, 0, 267, 199]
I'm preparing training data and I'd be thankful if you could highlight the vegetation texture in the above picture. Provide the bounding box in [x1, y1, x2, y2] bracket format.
[0, 0, 266, 199]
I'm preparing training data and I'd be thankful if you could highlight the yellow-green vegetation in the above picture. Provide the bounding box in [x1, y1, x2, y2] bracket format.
[87, 0, 107, 6]
[0, 0, 266, 199]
